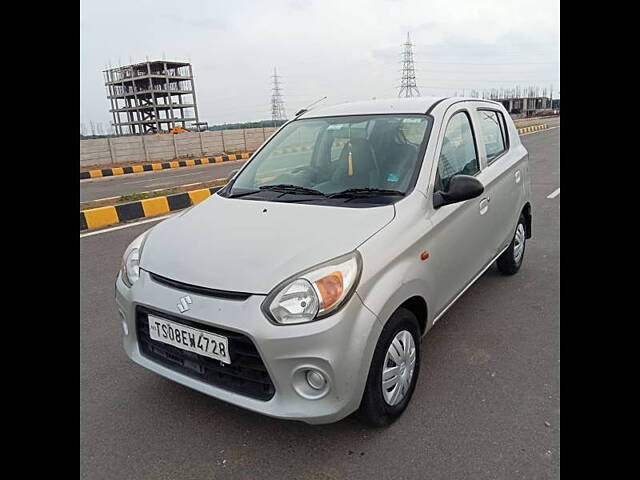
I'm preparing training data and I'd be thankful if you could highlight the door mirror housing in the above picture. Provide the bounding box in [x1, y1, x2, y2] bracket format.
[433, 174, 484, 209]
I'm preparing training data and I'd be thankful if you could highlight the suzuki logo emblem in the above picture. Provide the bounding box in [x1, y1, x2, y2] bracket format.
[177, 295, 192, 313]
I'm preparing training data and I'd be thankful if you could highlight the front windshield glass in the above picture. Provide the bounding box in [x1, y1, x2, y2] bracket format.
[227, 114, 432, 202]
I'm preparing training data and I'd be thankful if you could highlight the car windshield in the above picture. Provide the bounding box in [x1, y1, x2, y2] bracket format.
[225, 114, 432, 204]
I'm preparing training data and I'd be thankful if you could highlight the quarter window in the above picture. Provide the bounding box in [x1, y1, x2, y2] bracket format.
[477, 110, 507, 163]
[437, 112, 479, 190]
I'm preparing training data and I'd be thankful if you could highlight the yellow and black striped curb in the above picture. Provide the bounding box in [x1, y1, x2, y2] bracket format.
[80, 186, 222, 231]
[517, 123, 548, 135]
[80, 152, 252, 180]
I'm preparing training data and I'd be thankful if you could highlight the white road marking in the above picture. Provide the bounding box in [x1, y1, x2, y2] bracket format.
[158, 171, 209, 179]
[119, 169, 230, 187]
[121, 177, 164, 185]
[80, 213, 177, 238]
[147, 181, 183, 189]
[547, 188, 560, 199]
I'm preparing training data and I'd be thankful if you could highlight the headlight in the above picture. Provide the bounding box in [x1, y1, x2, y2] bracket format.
[122, 248, 140, 287]
[262, 251, 362, 325]
[120, 231, 149, 288]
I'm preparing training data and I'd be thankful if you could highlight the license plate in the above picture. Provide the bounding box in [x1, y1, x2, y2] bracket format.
[147, 315, 231, 364]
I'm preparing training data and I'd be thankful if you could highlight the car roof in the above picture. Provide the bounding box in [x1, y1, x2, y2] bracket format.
[296, 96, 502, 119]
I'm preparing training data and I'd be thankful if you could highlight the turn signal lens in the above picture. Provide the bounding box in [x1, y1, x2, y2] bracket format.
[314, 272, 344, 310]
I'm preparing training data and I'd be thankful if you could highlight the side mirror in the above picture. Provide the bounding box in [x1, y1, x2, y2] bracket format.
[226, 168, 240, 182]
[433, 174, 484, 209]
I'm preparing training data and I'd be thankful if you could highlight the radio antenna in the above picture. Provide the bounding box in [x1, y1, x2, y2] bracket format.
[294, 96, 328, 117]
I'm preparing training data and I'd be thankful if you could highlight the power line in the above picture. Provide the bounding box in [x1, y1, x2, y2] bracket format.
[420, 85, 556, 90]
[398, 32, 420, 98]
[417, 78, 560, 84]
[413, 61, 556, 66]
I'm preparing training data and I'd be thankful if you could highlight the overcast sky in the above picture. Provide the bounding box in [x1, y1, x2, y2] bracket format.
[80, 0, 559, 131]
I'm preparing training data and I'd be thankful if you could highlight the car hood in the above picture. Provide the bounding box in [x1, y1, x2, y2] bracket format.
[140, 194, 395, 294]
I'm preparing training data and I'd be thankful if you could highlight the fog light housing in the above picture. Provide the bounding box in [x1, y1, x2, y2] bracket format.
[306, 369, 326, 390]
[292, 366, 331, 399]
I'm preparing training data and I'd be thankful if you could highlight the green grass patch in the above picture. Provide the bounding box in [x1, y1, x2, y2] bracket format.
[119, 189, 181, 203]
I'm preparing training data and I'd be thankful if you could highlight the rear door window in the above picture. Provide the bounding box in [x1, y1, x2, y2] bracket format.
[477, 110, 508, 164]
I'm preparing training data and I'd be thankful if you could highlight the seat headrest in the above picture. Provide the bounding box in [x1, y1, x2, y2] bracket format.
[333, 138, 379, 184]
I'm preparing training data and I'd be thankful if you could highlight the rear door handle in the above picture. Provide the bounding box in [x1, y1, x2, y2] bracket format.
[515, 170, 521, 184]
[479, 198, 490, 215]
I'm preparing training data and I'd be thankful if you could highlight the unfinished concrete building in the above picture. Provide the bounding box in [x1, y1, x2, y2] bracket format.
[496, 96, 552, 117]
[104, 60, 199, 135]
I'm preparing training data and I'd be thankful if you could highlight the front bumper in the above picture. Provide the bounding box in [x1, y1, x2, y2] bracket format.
[115, 269, 382, 424]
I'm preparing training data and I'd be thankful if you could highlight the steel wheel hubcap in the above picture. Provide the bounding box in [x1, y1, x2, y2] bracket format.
[382, 330, 416, 406]
[513, 223, 525, 263]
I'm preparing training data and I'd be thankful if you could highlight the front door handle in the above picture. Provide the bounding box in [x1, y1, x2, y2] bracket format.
[515, 170, 521, 184]
[479, 198, 490, 215]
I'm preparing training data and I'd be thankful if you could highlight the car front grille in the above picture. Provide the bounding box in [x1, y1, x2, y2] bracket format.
[135, 306, 275, 401]
[147, 271, 252, 301]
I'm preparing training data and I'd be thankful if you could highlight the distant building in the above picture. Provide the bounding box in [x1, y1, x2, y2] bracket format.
[552, 99, 560, 110]
[104, 60, 199, 135]
[497, 96, 553, 117]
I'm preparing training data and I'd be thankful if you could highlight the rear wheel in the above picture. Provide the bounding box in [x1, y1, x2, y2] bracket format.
[496, 214, 527, 275]
[358, 308, 421, 427]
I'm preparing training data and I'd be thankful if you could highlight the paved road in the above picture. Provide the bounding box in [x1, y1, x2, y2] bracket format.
[80, 117, 559, 203]
[80, 159, 248, 203]
[80, 127, 559, 480]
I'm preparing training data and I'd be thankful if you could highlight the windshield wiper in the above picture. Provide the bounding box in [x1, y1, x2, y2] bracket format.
[258, 184, 327, 196]
[327, 188, 405, 198]
[227, 188, 261, 198]
[228, 184, 327, 199]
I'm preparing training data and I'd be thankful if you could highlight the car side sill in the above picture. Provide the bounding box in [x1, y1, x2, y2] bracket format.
[425, 244, 510, 336]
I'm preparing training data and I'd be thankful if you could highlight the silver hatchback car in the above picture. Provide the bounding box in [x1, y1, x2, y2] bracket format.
[116, 97, 531, 426]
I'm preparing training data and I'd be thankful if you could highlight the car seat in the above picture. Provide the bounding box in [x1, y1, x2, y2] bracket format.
[314, 138, 380, 193]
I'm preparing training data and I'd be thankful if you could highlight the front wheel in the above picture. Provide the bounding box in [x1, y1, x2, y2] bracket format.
[496, 214, 527, 275]
[358, 308, 421, 427]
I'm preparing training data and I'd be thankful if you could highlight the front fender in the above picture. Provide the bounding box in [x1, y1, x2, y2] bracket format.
[355, 221, 435, 334]
[355, 192, 436, 334]
[357, 276, 432, 334]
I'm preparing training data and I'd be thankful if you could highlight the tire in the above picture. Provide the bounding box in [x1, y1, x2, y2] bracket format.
[358, 308, 421, 427]
[496, 213, 527, 275]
